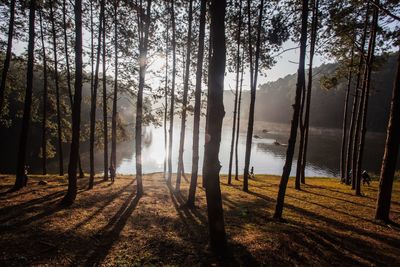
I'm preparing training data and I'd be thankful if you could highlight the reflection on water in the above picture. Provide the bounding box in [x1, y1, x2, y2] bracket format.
[105, 124, 389, 178]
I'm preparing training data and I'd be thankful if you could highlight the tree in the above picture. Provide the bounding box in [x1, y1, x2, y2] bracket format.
[274, 0, 308, 220]
[228, 0, 242, 185]
[167, 0, 176, 185]
[39, 8, 49, 176]
[187, 0, 207, 208]
[203, 0, 227, 255]
[14, 0, 36, 190]
[375, 49, 400, 223]
[0, 0, 16, 114]
[135, 0, 152, 195]
[102, 1, 108, 181]
[235, 50, 244, 181]
[50, 0, 64, 176]
[60, 0, 83, 206]
[243, 0, 264, 192]
[176, 0, 193, 192]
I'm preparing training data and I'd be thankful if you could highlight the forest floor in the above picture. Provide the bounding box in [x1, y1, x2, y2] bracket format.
[0, 173, 399, 266]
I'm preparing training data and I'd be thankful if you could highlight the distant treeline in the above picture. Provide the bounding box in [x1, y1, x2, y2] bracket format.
[225, 53, 398, 132]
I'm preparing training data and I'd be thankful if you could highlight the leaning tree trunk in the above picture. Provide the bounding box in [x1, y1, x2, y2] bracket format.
[176, 0, 193, 191]
[274, 0, 308, 220]
[110, 0, 118, 180]
[187, 0, 206, 208]
[235, 51, 244, 181]
[299, 0, 319, 185]
[102, 7, 108, 181]
[14, 0, 36, 190]
[228, 0, 242, 185]
[39, 9, 48, 176]
[203, 0, 227, 255]
[340, 44, 354, 182]
[167, 0, 176, 185]
[60, 0, 83, 206]
[355, 4, 378, 196]
[0, 0, 16, 113]
[243, 0, 264, 192]
[50, 2, 64, 176]
[135, 0, 152, 195]
[89, 0, 105, 189]
[375, 49, 400, 223]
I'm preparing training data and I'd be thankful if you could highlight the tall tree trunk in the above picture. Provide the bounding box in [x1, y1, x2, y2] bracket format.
[167, 0, 176, 185]
[102, 5, 108, 181]
[273, 0, 308, 220]
[375, 49, 400, 223]
[340, 44, 354, 182]
[163, 18, 169, 177]
[176, 0, 193, 191]
[243, 0, 264, 192]
[89, 0, 104, 189]
[355, 4, 378, 196]
[0, 0, 16, 113]
[204, 0, 227, 254]
[14, 0, 36, 190]
[187, 0, 206, 208]
[135, 0, 152, 195]
[61, 0, 83, 206]
[63, 0, 84, 178]
[50, 1, 64, 176]
[110, 0, 118, 181]
[235, 50, 244, 181]
[298, 0, 319, 185]
[39, 9, 48, 175]
[228, 0, 242, 185]
[351, 4, 370, 190]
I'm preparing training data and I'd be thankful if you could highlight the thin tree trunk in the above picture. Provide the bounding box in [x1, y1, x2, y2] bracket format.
[375, 49, 400, 223]
[204, 0, 227, 254]
[273, 0, 308, 220]
[0, 0, 16, 113]
[187, 0, 206, 208]
[110, 0, 118, 181]
[50, 1, 64, 176]
[235, 51, 244, 181]
[351, 3, 370, 190]
[355, 4, 378, 196]
[341, 44, 354, 182]
[176, 0, 193, 191]
[243, 0, 264, 192]
[163, 19, 169, 177]
[39, 9, 48, 176]
[89, 0, 105, 189]
[298, 0, 319, 185]
[167, 0, 176, 185]
[61, 0, 83, 206]
[14, 0, 36, 190]
[102, 5, 108, 181]
[135, 0, 152, 196]
[228, 0, 242, 185]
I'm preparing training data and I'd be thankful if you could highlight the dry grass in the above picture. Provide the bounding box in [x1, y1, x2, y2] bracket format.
[0, 173, 399, 266]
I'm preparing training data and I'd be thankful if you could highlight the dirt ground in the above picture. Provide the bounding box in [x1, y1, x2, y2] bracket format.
[0, 173, 399, 266]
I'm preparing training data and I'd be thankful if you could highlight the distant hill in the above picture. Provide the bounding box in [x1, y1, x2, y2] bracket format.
[224, 53, 398, 132]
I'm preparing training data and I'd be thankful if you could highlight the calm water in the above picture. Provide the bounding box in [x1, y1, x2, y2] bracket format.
[83, 123, 388, 178]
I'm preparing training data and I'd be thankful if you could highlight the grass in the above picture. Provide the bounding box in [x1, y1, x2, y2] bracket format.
[0, 173, 399, 266]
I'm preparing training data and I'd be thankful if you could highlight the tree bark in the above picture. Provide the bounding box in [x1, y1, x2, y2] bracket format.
[102, 4, 108, 181]
[89, 0, 105, 189]
[273, 0, 308, 220]
[14, 0, 36, 190]
[176, 0, 193, 191]
[375, 49, 400, 222]
[187, 0, 206, 208]
[0, 0, 16, 113]
[110, 0, 118, 181]
[167, 0, 176, 185]
[204, 0, 227, 254]
[39, 9, 48, 176]
[243, 0, 264, 192]
[228, 0, 242, 185]
[61, 0, 83, 206]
